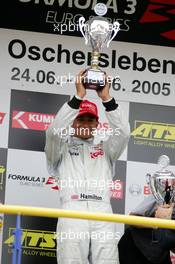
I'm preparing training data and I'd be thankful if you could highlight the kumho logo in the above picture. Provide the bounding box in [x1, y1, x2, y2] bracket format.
[131, 121, 175, 142]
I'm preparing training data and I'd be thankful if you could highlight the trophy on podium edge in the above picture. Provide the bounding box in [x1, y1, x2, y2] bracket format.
[146, 155, 175, 205]
[79, 3, 120, 90]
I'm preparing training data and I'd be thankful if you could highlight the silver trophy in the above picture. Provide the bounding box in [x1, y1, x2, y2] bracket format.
[147, 155, 175, 205]
[79, 3, 120, 90]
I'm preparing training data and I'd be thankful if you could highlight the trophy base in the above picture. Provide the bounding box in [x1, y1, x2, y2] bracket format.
[83, 69, 105, 90]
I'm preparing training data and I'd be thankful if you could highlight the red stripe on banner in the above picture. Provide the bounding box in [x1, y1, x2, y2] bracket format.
[151, 0, 175, 5]
[167, 8, 175, 14]
[45, 177, 55, 185]
[12, 111, 55, 131]
[140, 4, 170, 23]
[161, 29, 175, 40]
[51, 185, 59, 190]
[0, 112, 6, 125]
[45, 176, 60, 190]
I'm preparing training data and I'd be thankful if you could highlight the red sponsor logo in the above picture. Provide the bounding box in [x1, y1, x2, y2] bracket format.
[97, 122, 109, 130]
[12, 111, 55, 131]
[171, 253, 175, 264]
[71, 194, 79, 200]
[0, 112, 6, 125]
[90, 146, 104, 159]
[144, 185, 151, 195]
[110, 180, 123, 200]
[45, 176, 59, 190]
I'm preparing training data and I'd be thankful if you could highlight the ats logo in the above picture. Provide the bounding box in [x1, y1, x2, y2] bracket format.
[132, 121, 175, 142]
[5, 228, 56, 251]
[140, 0, 175, 41]
[0, 166, 5, 189]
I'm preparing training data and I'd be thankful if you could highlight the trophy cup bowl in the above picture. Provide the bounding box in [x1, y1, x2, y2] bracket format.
[79, 15, 120, 90]
[147, 155, 175, 205]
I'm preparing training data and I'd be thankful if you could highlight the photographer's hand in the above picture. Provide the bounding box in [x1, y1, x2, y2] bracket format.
[155, 203, 174, 219]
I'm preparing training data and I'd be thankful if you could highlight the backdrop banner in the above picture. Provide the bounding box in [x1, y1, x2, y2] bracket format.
[0, 2, 175, 263]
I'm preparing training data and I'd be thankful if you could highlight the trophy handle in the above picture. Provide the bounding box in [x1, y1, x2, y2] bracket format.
[106, 21, 120, 47]
[79, 17, 88, 45]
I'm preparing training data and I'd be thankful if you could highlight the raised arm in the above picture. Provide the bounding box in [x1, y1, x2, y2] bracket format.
[96, 76, 130, 161]
[45, 70, 86, 175]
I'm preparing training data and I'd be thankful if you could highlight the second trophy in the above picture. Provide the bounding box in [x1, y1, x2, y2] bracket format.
[147, 155, 175, 205]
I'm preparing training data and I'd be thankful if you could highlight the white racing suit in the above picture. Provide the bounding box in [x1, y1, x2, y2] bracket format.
[45, 98, 130, 264]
